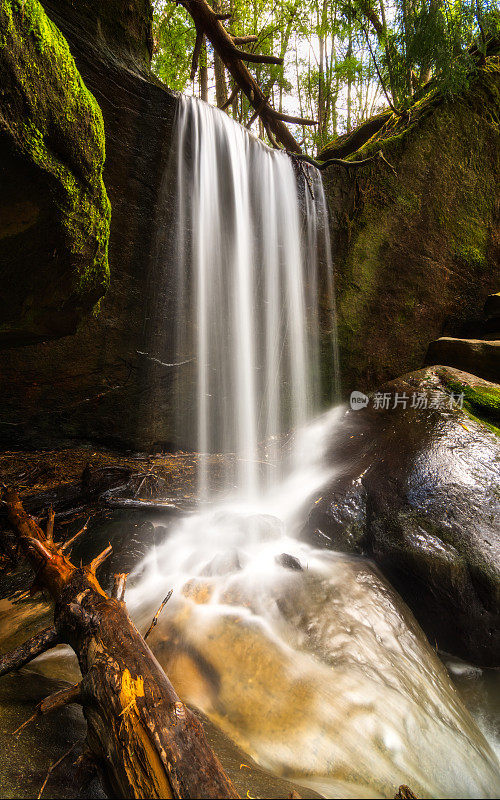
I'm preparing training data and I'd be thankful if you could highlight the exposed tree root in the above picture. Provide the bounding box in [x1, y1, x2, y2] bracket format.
[292, 148, 397, 174]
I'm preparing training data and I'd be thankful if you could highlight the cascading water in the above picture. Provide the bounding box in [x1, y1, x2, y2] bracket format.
[129, 97, 500, 798]
[171, 97, 338, 498]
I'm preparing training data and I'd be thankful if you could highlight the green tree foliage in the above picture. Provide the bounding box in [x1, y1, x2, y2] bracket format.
[152, 0, 499, 153]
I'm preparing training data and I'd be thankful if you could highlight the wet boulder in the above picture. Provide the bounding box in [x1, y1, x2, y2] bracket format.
[304, 366, 500, 667]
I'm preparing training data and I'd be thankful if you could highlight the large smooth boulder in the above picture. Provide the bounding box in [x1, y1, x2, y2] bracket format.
[0, 0, 110, 346]
[305, 366, 500, 667]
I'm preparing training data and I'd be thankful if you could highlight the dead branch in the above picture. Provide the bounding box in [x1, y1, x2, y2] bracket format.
[111, 572, 128, 601]
[144, 590, 173, 640]
[0, 626, 59, 676]
[46, 506, 55, 541]
[38, 741, 79, 800]
[89, 543, 112, 574]
[13, 683, 82, 735]
[0, 488, 239, 799]
[60, 517, 90, 553]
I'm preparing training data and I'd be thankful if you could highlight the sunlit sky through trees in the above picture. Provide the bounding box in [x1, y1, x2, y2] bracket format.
[152, 0, 499, 154]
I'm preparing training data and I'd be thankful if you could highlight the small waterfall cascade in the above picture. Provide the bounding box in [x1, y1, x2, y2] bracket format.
[171, 97, 338, 498]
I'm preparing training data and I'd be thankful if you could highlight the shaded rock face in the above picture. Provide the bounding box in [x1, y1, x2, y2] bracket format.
[0, 0, 110, 346]
[304, 366, 500, 667]
[425, 337, 500, 382]
[43, 0, 154, 71]
[324, 61, 500, 396]
[0, 0, 180, 449]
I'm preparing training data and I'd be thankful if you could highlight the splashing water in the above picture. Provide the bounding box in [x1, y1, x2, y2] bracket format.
[129, 98, 500, 798]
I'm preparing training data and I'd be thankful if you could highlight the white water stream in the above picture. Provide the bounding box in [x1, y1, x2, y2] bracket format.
[171, 96, 337, 498]
[129, 98, 500, 798]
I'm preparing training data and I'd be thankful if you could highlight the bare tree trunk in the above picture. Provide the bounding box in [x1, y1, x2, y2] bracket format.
[200, 38, 209, 101]
[347, 25, 353, 131]
[212, 0, 228, 106]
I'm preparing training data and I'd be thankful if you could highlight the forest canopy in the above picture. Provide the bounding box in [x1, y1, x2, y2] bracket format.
[152, 0, 500, 154]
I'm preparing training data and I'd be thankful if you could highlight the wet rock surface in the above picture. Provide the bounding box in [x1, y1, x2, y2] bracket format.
[0, 0, 179, 450]
[323, 58, 500, 397]
[304, 366, 500, 667]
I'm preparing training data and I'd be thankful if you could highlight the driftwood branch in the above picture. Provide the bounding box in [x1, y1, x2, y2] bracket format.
[60, 517, 90, 553]
[144, 590, 173, 640]
[46, 506, 55, 541]
[13, 683, 82, 735]
[37, 741, 79, 800]
[111, 572, 128, 602]
[0, 626, 59, 676]
[0, 488, 239, 799]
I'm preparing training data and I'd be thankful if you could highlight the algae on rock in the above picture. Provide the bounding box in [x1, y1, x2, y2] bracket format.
[0, 0, 110, 345]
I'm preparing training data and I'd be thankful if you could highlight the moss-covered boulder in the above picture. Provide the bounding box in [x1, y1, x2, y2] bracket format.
[0, 0, 110, 346]
[304, 366, 500, 667]
[324, 59, 500, 395]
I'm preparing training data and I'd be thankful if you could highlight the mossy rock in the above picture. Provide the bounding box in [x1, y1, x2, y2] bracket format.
[41, 0, 153, 71]
[0, 0, 110, 345]
[324, 58, 500, 397]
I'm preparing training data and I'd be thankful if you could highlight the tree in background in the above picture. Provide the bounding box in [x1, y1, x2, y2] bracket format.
[152, 0, 499, 154]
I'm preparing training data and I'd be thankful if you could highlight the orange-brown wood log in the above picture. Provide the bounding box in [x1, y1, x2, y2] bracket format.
[1, 488, 239, 799]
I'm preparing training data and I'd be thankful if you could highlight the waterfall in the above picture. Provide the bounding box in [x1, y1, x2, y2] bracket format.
[128, 98, 500, 798]
[171, 97, 338, 498]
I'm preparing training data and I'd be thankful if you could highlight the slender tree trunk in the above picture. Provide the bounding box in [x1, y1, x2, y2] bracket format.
[212, 0, 228, 106]
[347, 26, 353, 131]
[378, 0, 399, 105]
[401, 0, 413, 96]
[200, 38, 209, 101]
[420, 0, 442, 84]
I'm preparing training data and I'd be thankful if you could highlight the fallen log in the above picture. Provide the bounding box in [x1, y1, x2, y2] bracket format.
[0, 488, 239, 799]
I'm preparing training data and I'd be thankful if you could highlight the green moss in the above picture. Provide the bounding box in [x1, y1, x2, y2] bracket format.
[444, 378, 500, 435]
[0, 0, 110, 299]
[461, 406, 500, 437]
[329, 57, 500, 394]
